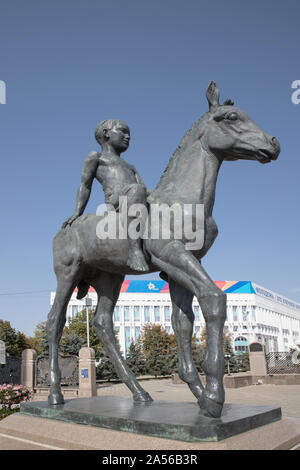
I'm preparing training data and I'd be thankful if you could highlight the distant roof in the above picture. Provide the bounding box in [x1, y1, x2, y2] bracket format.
[78, 280, 256, 294]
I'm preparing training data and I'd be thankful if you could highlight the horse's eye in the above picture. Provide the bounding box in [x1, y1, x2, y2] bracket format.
[225, 112, 238, 121]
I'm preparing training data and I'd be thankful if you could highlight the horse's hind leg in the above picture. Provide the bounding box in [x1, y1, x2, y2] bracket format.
[169, 279, 204, 402]
[92, 272, 153, 403]
[46, 277, 77, 405]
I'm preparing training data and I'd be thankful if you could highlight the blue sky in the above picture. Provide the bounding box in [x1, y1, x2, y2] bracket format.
[0, 0, 300, 336]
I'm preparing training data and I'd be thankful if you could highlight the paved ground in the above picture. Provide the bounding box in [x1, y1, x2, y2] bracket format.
[0, 379, 300, 450]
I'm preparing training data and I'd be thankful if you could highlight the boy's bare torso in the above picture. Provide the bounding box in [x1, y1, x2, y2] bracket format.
[95, 152, 141, 206]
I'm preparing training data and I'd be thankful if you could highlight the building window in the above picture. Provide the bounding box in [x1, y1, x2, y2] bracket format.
[134, 306, 140, 322]
[124, 306, 130, 322]
[125, 327, 131, 353]
[194, 325, 201, 336]
[114, 306, 120, 322]
[154, 306, 160, 322]
[194, 306, 200, 321]
[251, 306, 256, 322]
[232, 306, 238, 322]
[144, 306, 150, 323]
[242, 306, 248, 322]
[164, 306, 170, 322]
[234, 336, 248, 354]
[134, 327, 140, 342]
[72, 305, 78, 317]
[165, 326, 171, 334]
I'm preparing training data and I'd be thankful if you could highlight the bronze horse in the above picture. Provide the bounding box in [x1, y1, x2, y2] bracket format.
[47, 82, 280, 417]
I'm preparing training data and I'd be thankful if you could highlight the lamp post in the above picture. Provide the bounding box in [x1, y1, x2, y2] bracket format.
[85, 296, 92, 348]
[224, 353, 231, 376]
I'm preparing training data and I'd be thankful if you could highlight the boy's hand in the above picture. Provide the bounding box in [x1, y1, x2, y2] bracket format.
[62, 214, 79, 229]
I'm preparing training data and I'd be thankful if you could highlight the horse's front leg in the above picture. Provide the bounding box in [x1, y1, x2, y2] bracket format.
[198, 293, 226, 418]
[169, 279, 204, 402]
[150, 240, 226, 417]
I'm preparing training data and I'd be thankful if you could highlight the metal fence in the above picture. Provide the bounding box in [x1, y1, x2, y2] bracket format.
[266, 351, 300, 374]
[0, 356, 21, 384]
[35, 354, 79, 387]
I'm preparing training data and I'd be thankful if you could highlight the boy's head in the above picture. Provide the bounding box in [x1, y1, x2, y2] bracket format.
[95, 119, 130, 152]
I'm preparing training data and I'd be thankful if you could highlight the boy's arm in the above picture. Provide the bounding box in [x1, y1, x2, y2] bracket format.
[62, 151, 99, 228]
[134, 168, 152, 196]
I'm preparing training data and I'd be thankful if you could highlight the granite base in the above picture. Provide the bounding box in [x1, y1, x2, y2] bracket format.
[20, 396, 281, 442]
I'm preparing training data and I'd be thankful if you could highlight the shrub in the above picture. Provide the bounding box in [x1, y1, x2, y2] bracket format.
[0, 384, 33, 419]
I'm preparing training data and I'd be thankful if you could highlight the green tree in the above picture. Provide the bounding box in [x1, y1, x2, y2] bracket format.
[191, 335, 205, 372]
[125, 341, 146, 376]
[31, 322, 49, 356]
[13, 331, 31, 356]
[0, 319, 31, 357]
[163, 345, 179, 375]
[63, 309, 103, 357]
[229, 352, 250, 373]
[60, 331, 84, 356]
[139, 324, 178, 377]
[199, 326, 234, 356]
[96, 348, 119, 381]
[223, 329, 235, 356]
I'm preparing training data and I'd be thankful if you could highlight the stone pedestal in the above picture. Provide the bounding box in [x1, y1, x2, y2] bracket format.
[20, 396, 282, 442]
[249, 343, 268, 376]
[21, 349, 37, 389]
[78, 347, 96, 398]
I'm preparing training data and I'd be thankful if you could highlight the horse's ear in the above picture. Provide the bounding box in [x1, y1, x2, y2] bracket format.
[206, 81, 220, 111]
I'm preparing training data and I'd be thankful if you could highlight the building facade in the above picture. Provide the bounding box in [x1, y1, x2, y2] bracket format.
[50, 280, 300, 357]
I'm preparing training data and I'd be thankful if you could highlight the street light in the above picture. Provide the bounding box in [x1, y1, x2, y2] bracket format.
[85, 296, 92, 348]
[224, 353, 231, 376]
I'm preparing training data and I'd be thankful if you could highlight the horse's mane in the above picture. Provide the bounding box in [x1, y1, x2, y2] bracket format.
[153, 113, 210, 192]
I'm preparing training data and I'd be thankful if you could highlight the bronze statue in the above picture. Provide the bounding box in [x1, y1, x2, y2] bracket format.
[62, 119, 149, 273]
[47, 82, 280, 417]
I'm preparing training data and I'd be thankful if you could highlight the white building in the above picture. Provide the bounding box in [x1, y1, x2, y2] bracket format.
[50, 280, 300, 357]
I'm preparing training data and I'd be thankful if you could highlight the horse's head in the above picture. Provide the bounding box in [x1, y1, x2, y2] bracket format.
[203, 81, 280, 163]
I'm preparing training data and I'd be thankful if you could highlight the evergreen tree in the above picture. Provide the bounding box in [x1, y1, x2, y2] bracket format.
[63, 309, 103, 357]
[125, 341, 146, 376]
[144, 334, 167, 376]
[96, 348, 118, 381]
[223, 329, 234, 356]
[163, 345, 179, 375]
[31, 322, 49, 356]
[60, 331, 84, 356]
[191, 335, 205, 372]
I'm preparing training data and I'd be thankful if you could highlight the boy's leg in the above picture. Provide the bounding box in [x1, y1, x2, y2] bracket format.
[121, 184, 149, 271]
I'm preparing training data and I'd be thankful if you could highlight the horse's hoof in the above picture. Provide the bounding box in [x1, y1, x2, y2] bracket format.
[198, 394, 223, 418]
[133, 392, 153, 403]
[48, 391, 64, 405]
